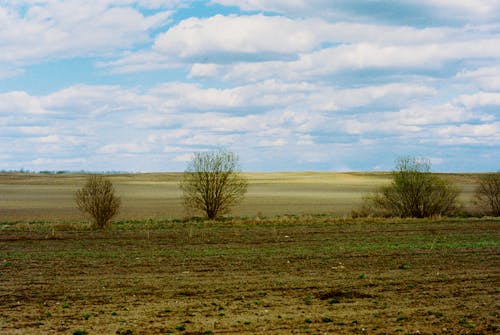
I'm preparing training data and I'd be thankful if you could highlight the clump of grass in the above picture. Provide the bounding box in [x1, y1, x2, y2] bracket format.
[322, 317, 333, 323]
[73, 330, 87, 335]
[83, 313, 90, 320]
[305, 318, 312, 324]
[358, 274, 365, 279]
[396, 315, 408, 322]
[175, 325, 186, 331]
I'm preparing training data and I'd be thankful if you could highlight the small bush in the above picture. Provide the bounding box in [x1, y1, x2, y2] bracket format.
[76, 175, 121, 229]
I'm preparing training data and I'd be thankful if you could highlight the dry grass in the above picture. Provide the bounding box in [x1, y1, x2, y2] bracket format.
[0, 172, 480, 222]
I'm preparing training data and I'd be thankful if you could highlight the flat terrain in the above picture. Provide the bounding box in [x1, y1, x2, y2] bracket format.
[1, 218, 499, 334]
[0, 172, 480, 222]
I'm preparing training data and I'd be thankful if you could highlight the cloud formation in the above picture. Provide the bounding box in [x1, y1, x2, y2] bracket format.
[0, 1, 499, 172]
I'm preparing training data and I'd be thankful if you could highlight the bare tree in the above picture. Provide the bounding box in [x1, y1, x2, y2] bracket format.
[361, 157, 460, 218]
[475, 172, 500, 216]
[180, 150, 248, 219]
[76, 174, 121, 228]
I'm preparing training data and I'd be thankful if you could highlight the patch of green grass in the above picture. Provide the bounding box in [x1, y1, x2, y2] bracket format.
[83, 313, 90, 320]
[73, 330, 87, 335]
[322, 317, 333, 323]
[175, 325, 186, 331]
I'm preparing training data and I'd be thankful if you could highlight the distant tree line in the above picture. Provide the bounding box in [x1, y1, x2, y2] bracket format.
[67, 151, 500, 229]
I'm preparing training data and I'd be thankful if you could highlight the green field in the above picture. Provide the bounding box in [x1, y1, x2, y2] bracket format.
[0, 172, 480, 222]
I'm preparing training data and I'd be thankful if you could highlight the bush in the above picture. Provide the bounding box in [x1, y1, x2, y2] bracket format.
[358, 157, 460, 218]
[475, 172, 500, 216]
[75, 175, 121, 229]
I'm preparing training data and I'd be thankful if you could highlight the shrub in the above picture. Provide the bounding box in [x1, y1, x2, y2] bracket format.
[75, 175, 121, 229]
[475, 172, 500, 216]
[359, 157, 459, 218]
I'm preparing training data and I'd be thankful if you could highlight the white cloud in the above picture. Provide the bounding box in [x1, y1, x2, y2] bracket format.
[455, 92, 500, 108]
[152, 14, 321, 59]
[0, 2, 172, 69]
[98, 142, 153, 154]
[396, 103, 491, 125]
[221, 38, 500, 82]
[0, 91, 48, 115]
[457, 66, 500, 90]
[106, 14, 462, 74]
[189, 63, 220, 78]
[434, 122, 500, 145]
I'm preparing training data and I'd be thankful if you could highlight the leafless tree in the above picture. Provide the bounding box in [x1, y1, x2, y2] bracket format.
[475, 172, 500, 216]
[180, 150, 248, 219]
[76, 174, 121, 228]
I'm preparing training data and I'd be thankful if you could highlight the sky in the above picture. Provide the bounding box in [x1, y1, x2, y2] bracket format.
[0, 0, 499, 172]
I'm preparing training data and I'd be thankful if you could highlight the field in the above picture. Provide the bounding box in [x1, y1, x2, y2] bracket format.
[0, 172, 480, 222]
[0, 173, 498, 334]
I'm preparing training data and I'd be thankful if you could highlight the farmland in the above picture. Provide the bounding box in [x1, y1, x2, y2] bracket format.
[0, 172, 480, 222]
[0, 172, 498, 334]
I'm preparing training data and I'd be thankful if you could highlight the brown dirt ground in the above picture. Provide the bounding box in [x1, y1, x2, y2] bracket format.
[0, 218, 499, 334]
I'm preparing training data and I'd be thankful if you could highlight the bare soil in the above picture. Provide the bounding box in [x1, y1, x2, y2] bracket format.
[1, 218, 499, 334]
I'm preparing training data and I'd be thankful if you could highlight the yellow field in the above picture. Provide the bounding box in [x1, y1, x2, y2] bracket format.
[0, 172, 480, 222]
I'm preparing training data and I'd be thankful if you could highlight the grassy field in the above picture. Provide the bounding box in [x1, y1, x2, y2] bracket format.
[0, 172, 481, 222]
[1, 218, 499, 334]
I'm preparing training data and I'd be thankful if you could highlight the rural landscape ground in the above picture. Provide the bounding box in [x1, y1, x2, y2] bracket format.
[0, 172, 498, 334]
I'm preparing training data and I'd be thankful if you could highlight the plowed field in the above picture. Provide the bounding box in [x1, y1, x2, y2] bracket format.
[1, 218, 499, 334]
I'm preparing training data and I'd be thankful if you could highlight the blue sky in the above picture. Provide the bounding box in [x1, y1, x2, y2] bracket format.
[0, 0, 499, 172]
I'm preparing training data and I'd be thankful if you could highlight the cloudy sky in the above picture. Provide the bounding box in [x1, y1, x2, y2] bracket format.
[1, 0, 499, 172]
